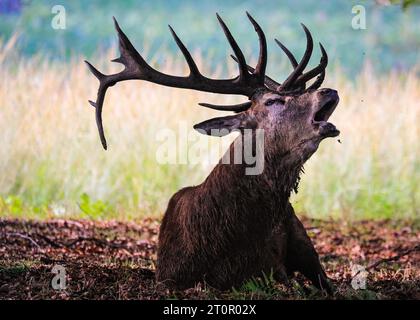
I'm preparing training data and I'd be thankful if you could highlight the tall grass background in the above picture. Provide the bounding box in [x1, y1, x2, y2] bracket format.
[0, 32, 419, 220]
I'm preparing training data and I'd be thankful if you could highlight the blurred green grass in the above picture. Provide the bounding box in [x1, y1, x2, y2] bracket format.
[0, 49, 418, 221]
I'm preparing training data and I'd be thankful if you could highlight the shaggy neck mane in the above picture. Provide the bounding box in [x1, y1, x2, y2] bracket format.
[202, 138, 303, 204]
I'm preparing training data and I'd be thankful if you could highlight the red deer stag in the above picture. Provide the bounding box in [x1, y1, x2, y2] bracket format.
[85, 13, 339, 292]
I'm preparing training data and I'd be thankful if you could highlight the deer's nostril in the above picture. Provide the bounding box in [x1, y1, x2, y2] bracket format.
[319, 88, 337, 96]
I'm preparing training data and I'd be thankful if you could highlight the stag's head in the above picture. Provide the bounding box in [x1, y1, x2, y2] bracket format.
[86, 12, 339, 163]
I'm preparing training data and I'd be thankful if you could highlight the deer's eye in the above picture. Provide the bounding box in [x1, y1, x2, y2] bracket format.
[264, 99, 276, 106]
[264, 98, 285, 107]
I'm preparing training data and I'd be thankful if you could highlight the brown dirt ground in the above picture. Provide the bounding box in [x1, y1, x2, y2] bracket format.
[0, 217, 419, 300]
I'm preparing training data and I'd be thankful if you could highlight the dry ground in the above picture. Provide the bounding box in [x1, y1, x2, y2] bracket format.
[0, 217, 419, 300]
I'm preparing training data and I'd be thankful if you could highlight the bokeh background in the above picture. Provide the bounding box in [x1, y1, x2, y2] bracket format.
[0, 0, 419, 220]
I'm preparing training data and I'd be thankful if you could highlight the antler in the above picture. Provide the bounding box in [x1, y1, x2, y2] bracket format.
[86, 14, 329, 149]
[225, 23, 328, 112]
[85, 13, 267, 149]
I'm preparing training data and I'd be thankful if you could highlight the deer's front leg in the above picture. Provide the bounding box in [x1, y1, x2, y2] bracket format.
[285, 205, 333, 293]
[269, 223, 289, 284]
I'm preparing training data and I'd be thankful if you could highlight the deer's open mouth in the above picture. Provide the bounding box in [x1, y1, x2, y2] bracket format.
[313, 91, 340, 138]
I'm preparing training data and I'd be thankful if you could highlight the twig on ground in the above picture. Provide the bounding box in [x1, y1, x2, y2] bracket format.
[352, 244, 420, 279]
[5, 231, 130, 250]
[6, 232, 41, 249]
[365, 244, 420, 272]
[63, 236, 130, 249]
[35, 233, 64, 248]
[6, 231, 130, 250]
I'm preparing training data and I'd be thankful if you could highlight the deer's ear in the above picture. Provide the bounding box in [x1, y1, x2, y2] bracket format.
[193, 114, 257, 137]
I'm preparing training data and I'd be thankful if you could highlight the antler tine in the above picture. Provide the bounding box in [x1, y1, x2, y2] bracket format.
[112, 17, 147, 70]
[295, 43, 328, 87]
[306, 70, 325, 91]
[231, 54, 255, 74]
[230, 55, 280, 91]
[246, 12, 267, 80]
[85, 61, 110, 150]
[168, 25, 200, 77]
[274, 39, 308, 91]
[232, 37, 304, 92]
[216, 13, 249, 80]
[199, 101, 252, 113]
[198, 13, 267, 115]
[279, 23, 313, 90]
[275, 39, 298, 68]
